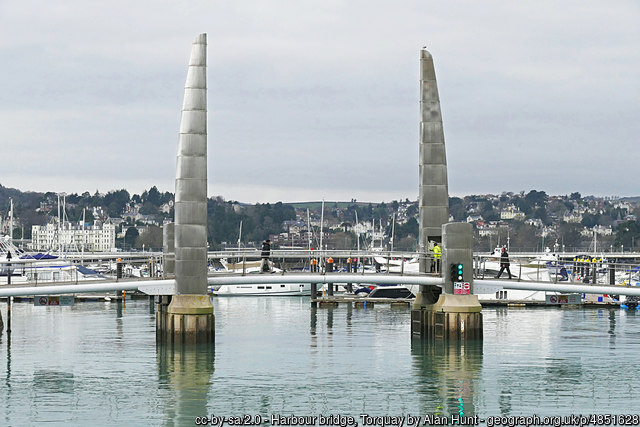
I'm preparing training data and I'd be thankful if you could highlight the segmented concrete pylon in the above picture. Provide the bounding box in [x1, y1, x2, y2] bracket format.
[174, 33, 208, 294]
[419, 48, 449, 272]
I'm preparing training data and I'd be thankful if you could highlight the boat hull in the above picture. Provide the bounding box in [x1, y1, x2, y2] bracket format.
[211, 283, 312, 296]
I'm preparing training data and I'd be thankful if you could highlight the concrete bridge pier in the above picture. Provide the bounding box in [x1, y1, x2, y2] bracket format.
[412, 223, 482, 340]
[157, 33, 214, 346]
[157, 295, 215, 345]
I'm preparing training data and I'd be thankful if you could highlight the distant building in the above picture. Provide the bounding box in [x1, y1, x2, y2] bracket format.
[500, 206, 525, 221]
[563, 211, 583, 223]
[160, 200, 174, 214]
[525, 218, 544, 228]
[31, 222, 116, 252]
[466, 215, 483, 223]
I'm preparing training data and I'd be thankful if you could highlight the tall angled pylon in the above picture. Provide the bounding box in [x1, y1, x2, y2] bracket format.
[413, 50, 482, 339]
[157, 33, 214, 346]
[418, 48, 449, 272]
[175, 33, 208, 295]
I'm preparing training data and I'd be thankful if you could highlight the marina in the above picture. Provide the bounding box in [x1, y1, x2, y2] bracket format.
[2, 297, 640, 424]
[1, 2, 639, 421]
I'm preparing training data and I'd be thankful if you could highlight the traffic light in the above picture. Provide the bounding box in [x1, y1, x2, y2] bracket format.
[450, 263, 463, 281]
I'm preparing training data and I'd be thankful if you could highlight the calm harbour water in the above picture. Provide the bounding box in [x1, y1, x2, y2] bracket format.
[0, 297, 639, 426]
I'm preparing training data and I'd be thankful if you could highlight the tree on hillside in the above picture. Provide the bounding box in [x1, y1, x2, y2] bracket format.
[395, 217, 418, 240]
[614, 221, 640, 249]
[581, 213, 600, 229]
[449, 197, 465, 221]
[136, 225, 163, 249]
[142, 186, 161, 206]
[139, 202, 159, 215]
[124, 227, 139, 248]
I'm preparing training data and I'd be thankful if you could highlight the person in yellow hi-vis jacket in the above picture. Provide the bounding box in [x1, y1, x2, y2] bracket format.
[432, 243, 442, 273]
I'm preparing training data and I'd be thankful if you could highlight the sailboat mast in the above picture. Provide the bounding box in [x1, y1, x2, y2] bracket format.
[237, 220, 242, 248]
[319, 199, 325, 251]
[82, 208, 86, 257]
[355, 211, 360, 252]
[9, 198, 13, 243]
[391, 213, 395, 252]
[306, 208, 311, 251]
[57, 194, 61, 253]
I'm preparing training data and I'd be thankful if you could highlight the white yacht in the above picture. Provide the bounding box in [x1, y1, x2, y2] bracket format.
[209, 259, 312, 296]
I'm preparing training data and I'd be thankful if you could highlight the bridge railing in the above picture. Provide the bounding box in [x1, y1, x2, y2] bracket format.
[207, 249, 440, 277]
[474, 254, 640, 286]
[0, 253, 164, 285]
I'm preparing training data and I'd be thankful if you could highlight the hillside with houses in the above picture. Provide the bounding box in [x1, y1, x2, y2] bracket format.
[1, 184, 639, 253]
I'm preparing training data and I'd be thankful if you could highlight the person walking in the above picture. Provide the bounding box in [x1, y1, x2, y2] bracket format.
[496, 246, 512, 279]
[260, 239, 272, 272]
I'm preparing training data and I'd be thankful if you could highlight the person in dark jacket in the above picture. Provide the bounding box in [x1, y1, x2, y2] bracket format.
[496, 246, 512, 279]
[260, 240, 271, 272]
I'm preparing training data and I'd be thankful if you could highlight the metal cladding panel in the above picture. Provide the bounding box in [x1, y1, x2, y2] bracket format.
[162, 222, 175, 253]
[179, 110, 207, 134]
[175, 261, 207, 278]
[420, 81, 440, 103]
[420, 50, 437, 81]
[419, 207, 448, 245]
[420, 103, 442, 123]
[174, 200, 206, 219]
[176, 259, 207, 273]
[178, 134, 207, 156]
[175, 247, 208, 261]
[176, 156, 207, 179]
[419, 164, 448, 185]
[174, 202, 207, 224]
[164, 257, 175, 276]
[419, 185, 449, 204]
[443, 222, 474, 249]
[174, 224, 207, 247]
[188, 34, 207, 66]
[420, 143, 446, 164]
[419, 207, 449, 227]
[185, 70, 206, 90]
[175, 179, 207, 202]
[420, 122, 445, 145]
[173, 272, 207, 294]
[182, 88, 207, 110]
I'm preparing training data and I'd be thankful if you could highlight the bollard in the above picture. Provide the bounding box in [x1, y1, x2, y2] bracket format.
[609, 264, 615, 285]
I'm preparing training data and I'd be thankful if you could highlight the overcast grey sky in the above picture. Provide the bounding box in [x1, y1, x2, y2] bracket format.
[1, 1, 639, 203]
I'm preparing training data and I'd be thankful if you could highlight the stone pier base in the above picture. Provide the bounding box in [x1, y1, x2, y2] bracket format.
[157, 295, 215, 345]
[411, 294, 482, 340]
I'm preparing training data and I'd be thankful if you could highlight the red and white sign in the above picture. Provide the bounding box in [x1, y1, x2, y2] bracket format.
[34, 295, 75, 306]
[454, 282, 471, 295]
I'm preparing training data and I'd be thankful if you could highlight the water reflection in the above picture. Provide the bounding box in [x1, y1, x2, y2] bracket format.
[411, 339, 483, 417]
[157, 344, 215, 426]
[326, 306, 334, 332]
[608, 309, 616, 349]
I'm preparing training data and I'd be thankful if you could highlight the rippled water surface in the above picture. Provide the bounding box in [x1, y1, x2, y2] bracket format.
[1, 297, 639, 425]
